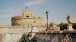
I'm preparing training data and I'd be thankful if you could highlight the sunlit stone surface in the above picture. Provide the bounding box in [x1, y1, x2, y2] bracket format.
[67, 24, 74, 31]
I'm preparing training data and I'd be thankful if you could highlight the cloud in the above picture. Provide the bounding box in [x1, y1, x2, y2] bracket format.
[0, 8, 21, 25]
[0, 8, 21, 17]
[0, 7, 22, 25]
[25, 0, 47, 6]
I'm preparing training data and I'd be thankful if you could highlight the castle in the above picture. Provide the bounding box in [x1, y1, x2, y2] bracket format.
[11, 8, 43, 28]
[0, 8, 45, 28]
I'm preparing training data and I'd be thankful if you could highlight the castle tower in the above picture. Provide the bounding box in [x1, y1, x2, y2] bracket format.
[36, 17, 42, 25]
[22, 7, 33, 18]
[11, 8, 43, 28]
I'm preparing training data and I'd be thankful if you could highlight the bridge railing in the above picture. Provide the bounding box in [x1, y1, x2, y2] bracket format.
[29, 30, 76, 42]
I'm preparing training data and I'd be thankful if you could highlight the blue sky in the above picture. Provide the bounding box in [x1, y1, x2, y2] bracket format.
[0, 0, 76, 25]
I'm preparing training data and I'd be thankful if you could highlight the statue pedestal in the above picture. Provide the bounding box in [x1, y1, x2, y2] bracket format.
[67, 24, 74, 30]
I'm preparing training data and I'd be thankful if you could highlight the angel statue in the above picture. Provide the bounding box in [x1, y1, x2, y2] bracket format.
[66, 15, 71, 24]
[66, 15, 74, 30]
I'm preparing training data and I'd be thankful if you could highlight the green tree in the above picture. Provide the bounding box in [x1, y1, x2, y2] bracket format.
[58, 23, 67, 30]
[72, 23, 76, 30]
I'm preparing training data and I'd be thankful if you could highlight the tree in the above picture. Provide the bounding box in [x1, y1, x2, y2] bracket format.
[72, 23, 76, 30]
[58, 23, 67, 30]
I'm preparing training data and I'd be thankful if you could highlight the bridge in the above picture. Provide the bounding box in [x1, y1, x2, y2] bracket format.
[0, 27, 76, 42]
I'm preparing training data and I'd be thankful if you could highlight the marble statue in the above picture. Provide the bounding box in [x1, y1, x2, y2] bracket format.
[66, 15, 74, 30]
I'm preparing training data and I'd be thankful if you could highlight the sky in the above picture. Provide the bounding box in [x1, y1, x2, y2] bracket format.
[0, 0, 76, 25]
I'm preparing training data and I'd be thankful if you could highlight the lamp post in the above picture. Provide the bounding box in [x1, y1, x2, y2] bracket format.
[46, 11, 49, 31]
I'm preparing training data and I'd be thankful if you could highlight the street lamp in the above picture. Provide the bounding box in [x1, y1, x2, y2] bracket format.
[46, 11, 49, 31]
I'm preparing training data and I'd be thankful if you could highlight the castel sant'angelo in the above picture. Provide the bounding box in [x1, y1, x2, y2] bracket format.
[0, 8, 45, 28]
[0, 8, 59, 31]
[11, 8, 43, 28]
